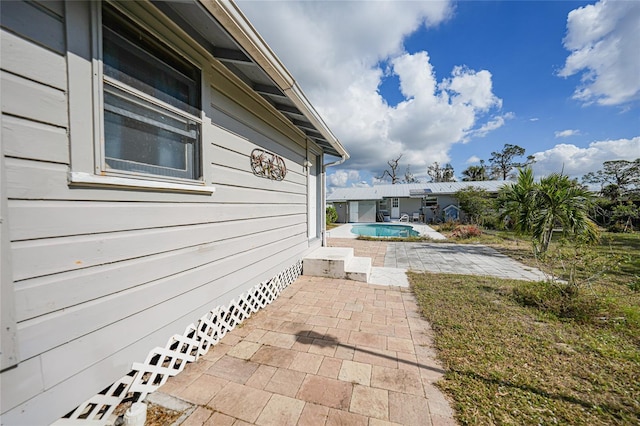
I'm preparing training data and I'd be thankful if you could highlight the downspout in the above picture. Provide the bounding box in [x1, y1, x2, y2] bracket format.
[321, 155, 347, 247]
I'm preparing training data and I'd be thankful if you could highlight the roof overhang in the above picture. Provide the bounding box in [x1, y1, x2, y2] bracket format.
[151, 0, 348, 159]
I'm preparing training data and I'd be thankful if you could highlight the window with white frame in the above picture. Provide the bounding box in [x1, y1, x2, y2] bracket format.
[99, 4, 202, 181]
[422, 196, 438, 207]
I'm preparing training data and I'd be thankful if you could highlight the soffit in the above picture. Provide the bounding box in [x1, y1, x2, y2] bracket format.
[151, 0, 342, 157]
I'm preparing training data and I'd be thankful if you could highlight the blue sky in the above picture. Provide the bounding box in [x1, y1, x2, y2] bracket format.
[237, 0, 640, 190]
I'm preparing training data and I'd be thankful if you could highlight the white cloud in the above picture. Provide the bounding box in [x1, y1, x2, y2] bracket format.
[328, 169, 361, 187]
[443, 66, 502, 111]
[531, 136, 640, 178]
[466, 155, 482, 164]
[471, 112, 515, 138]
[237, 1, 506, 186]
[529, 118, 539, 122]
[555, 129, 581, 138]
[383, 52, 503, 167]
[559, 0, 640, 106]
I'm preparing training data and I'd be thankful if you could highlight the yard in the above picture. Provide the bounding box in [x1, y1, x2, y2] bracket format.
[410, 231, 640, 424]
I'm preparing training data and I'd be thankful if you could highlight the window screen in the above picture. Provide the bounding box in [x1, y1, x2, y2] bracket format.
[102, 5, 202, 180]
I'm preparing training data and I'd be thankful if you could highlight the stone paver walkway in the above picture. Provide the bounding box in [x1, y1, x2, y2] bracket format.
[328, 237, 547, 283]
[153, 237, 546, 425]
[384, 242, 547, 281]
[157, 275, 456, 425]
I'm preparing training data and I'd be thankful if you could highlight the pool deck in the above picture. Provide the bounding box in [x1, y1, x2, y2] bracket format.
[327, 223, 447, 240]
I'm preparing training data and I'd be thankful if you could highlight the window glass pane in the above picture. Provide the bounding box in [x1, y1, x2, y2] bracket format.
[102, 6, 200, 115]
[104, 85, 200, 179]
[101, 5, 202, 181]
[422, 196, 438, 207]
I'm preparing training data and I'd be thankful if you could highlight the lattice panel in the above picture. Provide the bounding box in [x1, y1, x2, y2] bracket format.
[57, 260, 302, 423]
[196, 307, 224, 357]
[56, 372, 136, 424]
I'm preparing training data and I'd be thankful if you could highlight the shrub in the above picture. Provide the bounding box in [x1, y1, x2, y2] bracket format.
[455, 186, 495, 225]
[326, 205, 338, 225]
[479, 212, 503, 230]
[512, 281, 601, 323]
[451, 225, 482, 239]
[439, 219, 459, 232]
[608, 221, 632, 233]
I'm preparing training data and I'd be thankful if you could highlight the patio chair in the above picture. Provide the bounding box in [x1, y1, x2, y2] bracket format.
[399, 213, 409, 222]
[412, 212, 420, 222]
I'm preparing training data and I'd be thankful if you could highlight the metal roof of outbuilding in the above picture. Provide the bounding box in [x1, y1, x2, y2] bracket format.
[327, 181, 507, 202]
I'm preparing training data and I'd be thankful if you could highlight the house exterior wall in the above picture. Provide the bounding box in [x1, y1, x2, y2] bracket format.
[0, 1, 322, 424]
[397, 198, 422, 217]
[356, 201, 377, 222]
[423, 195, 461, 223]
[333, 202, 348, 223]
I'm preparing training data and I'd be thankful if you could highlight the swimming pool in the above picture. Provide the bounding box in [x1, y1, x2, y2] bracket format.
[350, 224, 420, 238]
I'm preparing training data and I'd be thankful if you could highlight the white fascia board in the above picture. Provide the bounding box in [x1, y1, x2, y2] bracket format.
[198, 0, 349, 160]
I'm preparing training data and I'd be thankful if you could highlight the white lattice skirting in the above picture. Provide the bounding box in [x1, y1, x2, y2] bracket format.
[57, 260, 302, 424]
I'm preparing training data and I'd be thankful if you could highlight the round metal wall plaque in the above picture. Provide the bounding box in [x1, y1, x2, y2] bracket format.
[250, 149, 287, 181]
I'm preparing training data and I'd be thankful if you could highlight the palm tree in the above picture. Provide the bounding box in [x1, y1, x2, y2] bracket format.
[496, 167, 537, 234]
[497, 169, 599, 254]
[461, 160, 489, 181]
[532, 173, 599, 254]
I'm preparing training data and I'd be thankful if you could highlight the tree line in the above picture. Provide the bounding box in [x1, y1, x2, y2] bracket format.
[377, 143, 534, 183]
[455, 158, 639, 238]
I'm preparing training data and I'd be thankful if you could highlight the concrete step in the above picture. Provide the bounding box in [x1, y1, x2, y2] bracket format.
[303, 247, 354, 279]
[303, 247, 372, 283]
[345, 257, 372, 283]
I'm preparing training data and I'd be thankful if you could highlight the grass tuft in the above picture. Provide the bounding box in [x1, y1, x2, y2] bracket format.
[511, 281, 602, 324]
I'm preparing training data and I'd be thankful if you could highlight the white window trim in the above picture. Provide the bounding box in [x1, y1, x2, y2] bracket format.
[67, 1, 214, 194]
[94, 3, 203, 182]
[307, 146, 321, 240]
[68, 172, 215, 194]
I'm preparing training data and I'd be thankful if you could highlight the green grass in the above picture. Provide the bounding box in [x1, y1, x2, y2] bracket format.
[410, 272, 640, 425]
[599, 232, 640, 287]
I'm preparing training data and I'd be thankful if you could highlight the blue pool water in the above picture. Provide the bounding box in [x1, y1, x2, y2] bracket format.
[351, 224, 419, 238]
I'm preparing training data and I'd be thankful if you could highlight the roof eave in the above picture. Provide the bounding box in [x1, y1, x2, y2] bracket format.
[198, 0, 349, 160]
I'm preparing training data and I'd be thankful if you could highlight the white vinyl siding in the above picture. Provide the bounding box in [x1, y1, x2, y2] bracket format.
[0, 1, 322, 424]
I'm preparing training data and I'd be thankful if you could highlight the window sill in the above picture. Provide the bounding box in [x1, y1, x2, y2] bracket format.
[68, 172, 215, 195]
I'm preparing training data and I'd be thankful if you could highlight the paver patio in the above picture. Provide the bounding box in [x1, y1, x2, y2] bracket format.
[156, 272, 456, 425]
[384, 242, 547, 281]
[154, 236, 546, 424]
